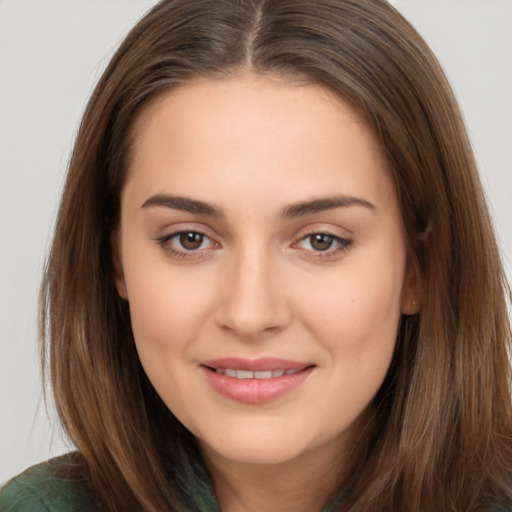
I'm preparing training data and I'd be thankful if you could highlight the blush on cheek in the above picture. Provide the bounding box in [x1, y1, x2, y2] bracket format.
[128, 294, 173, 348]
[319, 287, 402, 356]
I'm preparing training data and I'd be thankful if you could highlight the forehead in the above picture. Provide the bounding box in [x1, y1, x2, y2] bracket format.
[125, 74, 397, 214]
[133, 74, 369, 149]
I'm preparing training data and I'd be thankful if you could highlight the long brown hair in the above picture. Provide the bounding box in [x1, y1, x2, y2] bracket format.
[41, 0, 512, 510]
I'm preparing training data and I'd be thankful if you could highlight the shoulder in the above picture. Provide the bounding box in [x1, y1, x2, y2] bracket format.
[0, 454, 96, 512]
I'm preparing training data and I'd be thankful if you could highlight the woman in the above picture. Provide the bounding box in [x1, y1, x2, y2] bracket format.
[1, 0, 511, 510]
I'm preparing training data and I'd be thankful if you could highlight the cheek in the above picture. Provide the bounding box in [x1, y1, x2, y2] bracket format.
[127, 274, 204, 351]
[122, 264, 214, 416]
[121, 250, 219, 367]
[302, 255, 405, 357]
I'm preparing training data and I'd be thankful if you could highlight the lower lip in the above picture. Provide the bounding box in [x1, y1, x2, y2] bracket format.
[201, 366, 314, 404]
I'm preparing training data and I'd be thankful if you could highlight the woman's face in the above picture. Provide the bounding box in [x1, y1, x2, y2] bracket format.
[116, 74, 418, 469]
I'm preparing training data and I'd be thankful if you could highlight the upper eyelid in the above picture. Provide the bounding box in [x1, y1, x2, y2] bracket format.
[294, 225, 352, 241]
[155, 223, 217, 240]
[158, 229, 216, 245]
[295, 233, 352, 248]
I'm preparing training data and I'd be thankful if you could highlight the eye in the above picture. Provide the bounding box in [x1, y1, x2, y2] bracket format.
[297, 232, 352, 255]
[157, 230, 217, 256]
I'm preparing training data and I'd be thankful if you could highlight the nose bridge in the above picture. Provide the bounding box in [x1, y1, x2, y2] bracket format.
[216, 242, 290, 338]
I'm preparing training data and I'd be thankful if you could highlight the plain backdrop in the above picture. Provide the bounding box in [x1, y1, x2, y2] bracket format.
[1, 0, 511, 484]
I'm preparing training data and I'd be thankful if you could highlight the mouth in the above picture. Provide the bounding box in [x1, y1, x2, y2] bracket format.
[200, 358, 316, 404]
[206, 367, 306, 379]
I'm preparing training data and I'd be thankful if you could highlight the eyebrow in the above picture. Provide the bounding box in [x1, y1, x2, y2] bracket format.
[281, 195, 376, 218]
[141, 193, 376, 218]
[141, 194, 223, 216]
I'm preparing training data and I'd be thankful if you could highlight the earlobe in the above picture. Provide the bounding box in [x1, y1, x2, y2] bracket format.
[112, 236, 129, 300]
[401, 260, 421, 315]
[114, 262, 129, 300]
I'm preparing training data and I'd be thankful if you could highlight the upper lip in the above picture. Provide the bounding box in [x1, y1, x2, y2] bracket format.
[201, 357, 314, 372]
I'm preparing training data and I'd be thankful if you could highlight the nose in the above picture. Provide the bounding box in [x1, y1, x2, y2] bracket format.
[215, 247, 292, 339]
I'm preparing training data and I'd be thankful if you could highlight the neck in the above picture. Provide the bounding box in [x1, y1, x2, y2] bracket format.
[200, 439, 352, 512]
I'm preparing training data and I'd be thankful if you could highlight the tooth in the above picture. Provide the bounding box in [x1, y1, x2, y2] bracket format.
[254, 371, 272, 379]
[236, 370, 254, 379]
[221, 368, 299, 379]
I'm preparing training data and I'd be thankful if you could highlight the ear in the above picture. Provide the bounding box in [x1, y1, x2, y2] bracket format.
[401, 259, 421, 315]
[112, 234, 128, 300]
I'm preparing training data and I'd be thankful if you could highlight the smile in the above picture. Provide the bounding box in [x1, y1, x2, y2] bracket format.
[212, 368, 302, 379]
[201, 358, 315, 404]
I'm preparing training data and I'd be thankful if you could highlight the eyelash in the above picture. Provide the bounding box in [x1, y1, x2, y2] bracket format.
[294, 232, 353, 260]
[156, 230, 353, 260]
[156, 230, 217, 259]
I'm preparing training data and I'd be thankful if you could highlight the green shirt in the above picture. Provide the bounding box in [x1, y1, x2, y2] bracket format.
[0, 452, 219, 511]
[0, 458, 95, 511]
[2, 455, 511, 511]
[0, 453, 220, 511]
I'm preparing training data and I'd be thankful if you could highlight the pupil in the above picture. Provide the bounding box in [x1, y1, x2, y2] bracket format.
[180, 232, 203, 250]
[311, 234, 333, 251]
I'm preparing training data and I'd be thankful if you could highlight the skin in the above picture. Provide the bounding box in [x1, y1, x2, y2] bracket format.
[115, 73, 419, 512]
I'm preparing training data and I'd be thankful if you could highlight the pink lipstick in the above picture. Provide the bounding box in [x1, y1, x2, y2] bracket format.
[200, 358, 315, 404]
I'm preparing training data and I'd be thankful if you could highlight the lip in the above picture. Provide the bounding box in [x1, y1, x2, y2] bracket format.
[202, 357, 311, 372]
[200, 358, 315, 404]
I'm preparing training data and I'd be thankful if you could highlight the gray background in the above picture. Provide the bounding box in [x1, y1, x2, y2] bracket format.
[1, 0, 511, 483]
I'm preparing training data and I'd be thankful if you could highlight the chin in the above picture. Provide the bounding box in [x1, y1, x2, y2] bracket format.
[197, 426, 317, 467]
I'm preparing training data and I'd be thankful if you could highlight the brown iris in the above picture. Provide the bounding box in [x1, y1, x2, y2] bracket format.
[310, 234, 334, 251]
[179, 232, 204, 250]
